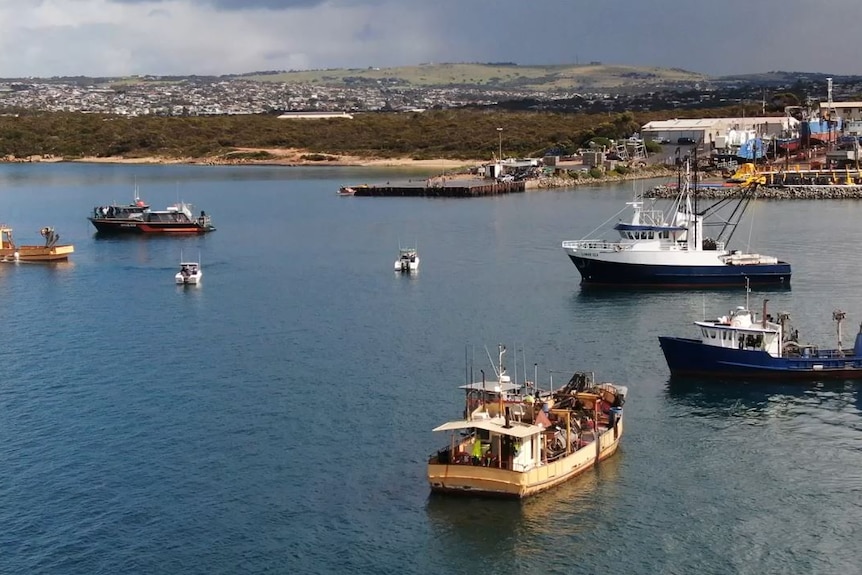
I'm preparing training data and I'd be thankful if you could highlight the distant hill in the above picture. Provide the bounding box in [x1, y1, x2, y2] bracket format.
[3, 64, 861, 97]
[233, 63, 710, 92]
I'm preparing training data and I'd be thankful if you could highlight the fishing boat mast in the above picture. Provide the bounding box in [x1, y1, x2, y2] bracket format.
[834, 309, 846, 355]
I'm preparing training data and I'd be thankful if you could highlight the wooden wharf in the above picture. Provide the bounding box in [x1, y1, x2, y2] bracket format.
[351, 181, 525, 197]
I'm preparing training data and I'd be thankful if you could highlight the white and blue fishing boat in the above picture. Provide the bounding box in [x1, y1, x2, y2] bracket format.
[659, 289, 862, 379]
[561, 161, 791, 288]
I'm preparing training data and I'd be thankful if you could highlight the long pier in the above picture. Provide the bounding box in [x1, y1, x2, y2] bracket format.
[349, 181, 525, 197]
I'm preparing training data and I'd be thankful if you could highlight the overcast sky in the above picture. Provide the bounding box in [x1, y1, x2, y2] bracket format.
[2, 0, 860, 78]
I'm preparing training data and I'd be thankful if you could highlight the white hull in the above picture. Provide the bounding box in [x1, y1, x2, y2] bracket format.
[395, 253, 420, 272]
[175, 273, 201, 285]
[561, 243, 776, 267]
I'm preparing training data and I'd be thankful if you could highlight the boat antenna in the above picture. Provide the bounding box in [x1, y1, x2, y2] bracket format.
[464, 344, 470, 419]
[483, 345, 501, 379]
[480, 370, 486, 412]
[693, 146, 698, 250]
[745, 276, 751, 309]
[470, 345, 474, 389]
[513, 345, 518, 387]
[533, 363, 538, 396]
[465, 344, 470, 387]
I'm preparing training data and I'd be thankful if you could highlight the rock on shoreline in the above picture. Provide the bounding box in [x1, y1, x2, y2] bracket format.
[645, 185, 862, 200]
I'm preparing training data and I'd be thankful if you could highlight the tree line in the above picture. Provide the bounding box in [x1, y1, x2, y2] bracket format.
[0, 105, 763, 161]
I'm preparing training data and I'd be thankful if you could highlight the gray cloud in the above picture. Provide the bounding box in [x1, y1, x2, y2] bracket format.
[1, 0, 860, 77]
[108, 0, 359, 9]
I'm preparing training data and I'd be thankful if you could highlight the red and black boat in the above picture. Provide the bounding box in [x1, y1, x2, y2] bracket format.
[89, 198, 215, 234]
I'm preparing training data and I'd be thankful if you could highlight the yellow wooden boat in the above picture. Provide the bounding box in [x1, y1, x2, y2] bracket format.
[428, 345, 626, 498]
[0, 226, 74, 262]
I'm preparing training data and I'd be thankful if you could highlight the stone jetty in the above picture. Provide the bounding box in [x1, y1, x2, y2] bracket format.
[645, 185, 862, 200]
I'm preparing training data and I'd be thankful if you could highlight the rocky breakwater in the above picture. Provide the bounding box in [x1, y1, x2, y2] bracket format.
[646, 185, 862, 200]
[529, 166, 674, 190]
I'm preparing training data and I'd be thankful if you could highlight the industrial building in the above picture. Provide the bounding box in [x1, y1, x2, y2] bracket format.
[640, 116, 795, 150]
[277, 111, 354, 120]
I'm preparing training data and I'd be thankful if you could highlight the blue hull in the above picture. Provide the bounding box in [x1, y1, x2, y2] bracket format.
[658, 336, 862, 379]
[569, 256, 792, 288]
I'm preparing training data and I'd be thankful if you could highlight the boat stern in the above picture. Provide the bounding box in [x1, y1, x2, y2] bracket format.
[427, 460, 528, 498]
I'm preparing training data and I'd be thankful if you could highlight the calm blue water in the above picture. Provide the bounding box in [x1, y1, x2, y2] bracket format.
[1, 163, 861, 574]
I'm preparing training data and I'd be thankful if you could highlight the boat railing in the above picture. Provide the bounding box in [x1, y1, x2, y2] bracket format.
[562, 240, 628, 251]
[428, 446, 509, 469]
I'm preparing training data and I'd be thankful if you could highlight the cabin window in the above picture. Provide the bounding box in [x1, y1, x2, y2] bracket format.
[709, 330, 716, 339]
[743, 334, 764, 348]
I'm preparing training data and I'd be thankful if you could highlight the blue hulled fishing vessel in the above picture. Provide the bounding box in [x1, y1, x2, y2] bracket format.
[659, 291, 862, 379]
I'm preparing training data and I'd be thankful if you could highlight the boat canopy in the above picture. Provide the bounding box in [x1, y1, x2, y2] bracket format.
[613, 223, 686, 232]
[458, 381, 522, 393]
[433, 417, 542, 439]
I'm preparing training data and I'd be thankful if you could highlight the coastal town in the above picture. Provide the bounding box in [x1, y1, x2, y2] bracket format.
[3, 70, 862, 117]
[2, 69, 862, 201]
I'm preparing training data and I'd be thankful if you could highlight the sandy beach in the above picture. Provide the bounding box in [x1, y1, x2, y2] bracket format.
[64, 148, 483, 170]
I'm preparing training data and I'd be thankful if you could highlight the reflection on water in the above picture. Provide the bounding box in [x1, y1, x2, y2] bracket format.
[576, 282, 792, 295]
[425, 454, 624, 570]
[93, 232, 208, 243]
[665, 376, 862, 421]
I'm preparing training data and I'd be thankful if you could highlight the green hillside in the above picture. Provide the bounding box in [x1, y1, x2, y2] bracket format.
[237, 63, 708, 91]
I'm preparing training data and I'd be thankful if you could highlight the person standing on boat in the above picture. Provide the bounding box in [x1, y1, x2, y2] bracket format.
[536, 403, 552, 427]
[471, 436, 483, 466]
